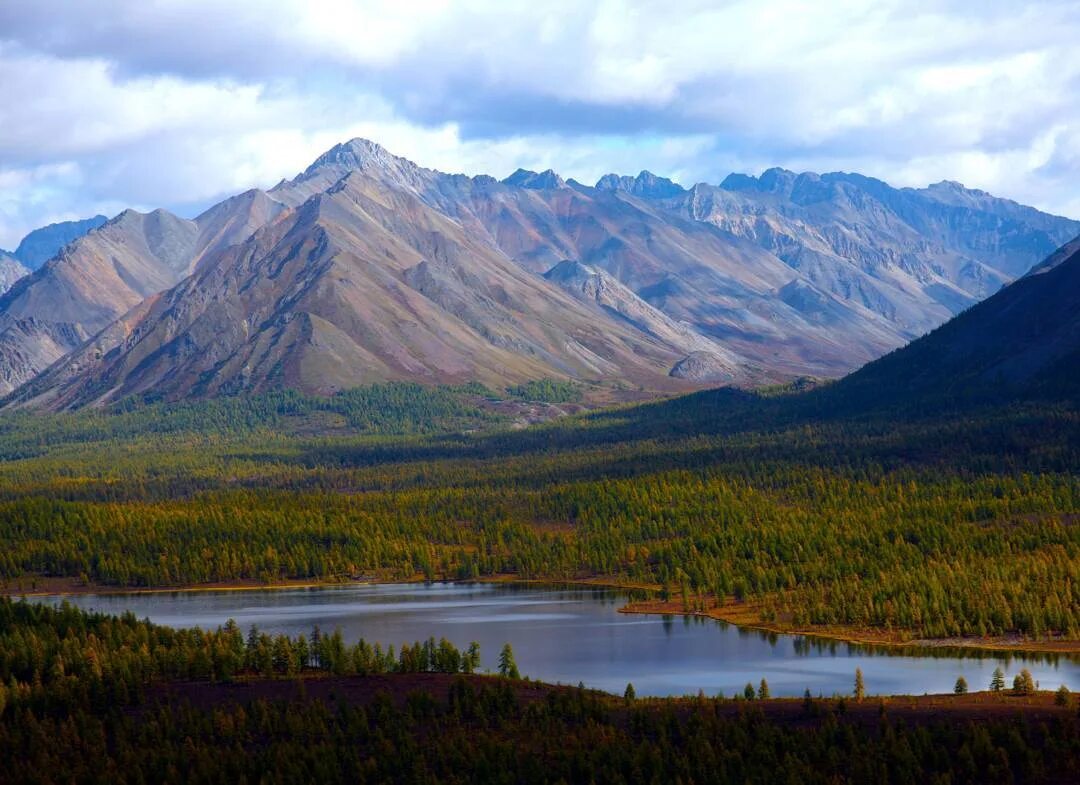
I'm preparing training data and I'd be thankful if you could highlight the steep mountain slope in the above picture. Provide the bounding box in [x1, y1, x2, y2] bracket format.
[263, 140, 905, 378]
[288, 143, 1068, 379]
[0, 252, 28, 294]
[417, 167, 909, 377]
[4, 138, 1074, 407]
[828, 234, 1080, 407]
[15, 171, 710, 409]
[605, 168, 1078, 337]
[11, 215, 108, 270]
[543, 259, 744, 382]
[0, 193, 288, 395]
[0, 209, 199, 394]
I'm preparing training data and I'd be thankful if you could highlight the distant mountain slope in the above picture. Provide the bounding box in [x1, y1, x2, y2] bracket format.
[0, 193, 287, 395]
[602, 168, 1078, 337]
[3, 138, 1075, 407]
[0, 252, 28, 295]
[14, 171, 708, 409]
[448, 175, 906, 378]
[12, 215, 107, 270]
[829, 235, 1080, 407]
[287, 143, 909, 378]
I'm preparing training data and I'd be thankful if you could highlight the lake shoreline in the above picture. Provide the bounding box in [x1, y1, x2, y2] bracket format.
[7, 573, 1078, 657]
[617, 599, 1080, 657]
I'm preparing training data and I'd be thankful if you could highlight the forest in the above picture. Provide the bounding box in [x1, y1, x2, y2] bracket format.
[2, 598, 1079, 785]
[0, 383, 1077, 644]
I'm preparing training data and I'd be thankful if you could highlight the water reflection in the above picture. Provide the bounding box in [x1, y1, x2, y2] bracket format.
[25, 582, 1079, 698]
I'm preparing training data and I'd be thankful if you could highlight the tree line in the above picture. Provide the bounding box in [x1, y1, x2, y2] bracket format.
[1, 598, 1079, 784]
[0, 390, 1077, 642]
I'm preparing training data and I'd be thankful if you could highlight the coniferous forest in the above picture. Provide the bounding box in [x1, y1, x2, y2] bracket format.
[0, 384, 1076, 644]
[2, 597, 1079, 785]
[6, 4, 1080, 781]
[1, 383, 1079, 783]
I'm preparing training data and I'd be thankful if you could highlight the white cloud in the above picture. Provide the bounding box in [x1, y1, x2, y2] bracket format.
[1, 0, 1079, 248]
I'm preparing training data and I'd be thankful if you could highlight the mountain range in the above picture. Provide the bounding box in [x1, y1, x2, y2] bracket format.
[2, 139, 1077, 409]
[0, 215, 109, 296]
[7, 215, 109, 270]
[831, 232, 1080, 409]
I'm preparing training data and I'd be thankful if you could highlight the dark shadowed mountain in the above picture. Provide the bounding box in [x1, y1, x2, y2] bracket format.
[826, 234, 1080, 408]
[2, 139, 1076, 409]
[12, 215, 108, 270]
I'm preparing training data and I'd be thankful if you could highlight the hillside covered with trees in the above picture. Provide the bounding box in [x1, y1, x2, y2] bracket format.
[1, 598, 1078, 785]
[0, 379, 1076, 647]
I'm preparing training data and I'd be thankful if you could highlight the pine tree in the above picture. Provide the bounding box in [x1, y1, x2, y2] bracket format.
[743, 682, 756, 700]
[854, 668, 865, 701]
[497, 643, 519, 679]
[954, 676, 968, 694]
[624, 683, 636, 702]
[990, 667, 1005, 692]
[310, 626, 322, 669]
[463, 642, 481, 674]
[758, 678, 770, 700]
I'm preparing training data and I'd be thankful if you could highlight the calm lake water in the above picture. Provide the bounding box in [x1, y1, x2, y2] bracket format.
[28, 582, 1080, 698]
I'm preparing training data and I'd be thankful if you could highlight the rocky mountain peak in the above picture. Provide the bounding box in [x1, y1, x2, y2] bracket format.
[502, 168, 566, 190]
[720, 167, 799, 194]
[297, 138, 433, 196]
[595, 170, 684, 199]
[928, 179, 973, 194]
[12, 214, 108, 271]
[918, 179, 1000, 209]
[0, 253, 29, 295]
[306, 138, 394, 171]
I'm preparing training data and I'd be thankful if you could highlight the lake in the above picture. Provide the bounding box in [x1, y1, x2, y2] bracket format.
[27, 582, 1080, 698]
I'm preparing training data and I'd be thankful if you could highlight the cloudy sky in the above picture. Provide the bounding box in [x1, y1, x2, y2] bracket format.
[1, 0, 1079, 248]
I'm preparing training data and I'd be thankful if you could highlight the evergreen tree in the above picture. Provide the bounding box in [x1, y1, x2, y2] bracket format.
[953, 676, 968, 695]
[990, 667, 1005, 692]
[743, 682, 756, 700]
[310, 626, 322, 669]
[854, 668, 865, 701]
[463, 641, 481, 674]
[624, 683, 636, 702]
[498, 643, 520, 679]
[758, 678, 770, 700]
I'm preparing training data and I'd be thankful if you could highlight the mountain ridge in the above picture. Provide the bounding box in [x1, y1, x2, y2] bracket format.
[824, 232, 1080, 409]
[11, 214, 108, 271]
[2, 137, 1076, 409]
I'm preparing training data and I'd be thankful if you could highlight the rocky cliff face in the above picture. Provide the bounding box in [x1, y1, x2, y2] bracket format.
[3, 138, 1075, 409]
[645, 169, 1078, 337]
[0, 253, 28, 295]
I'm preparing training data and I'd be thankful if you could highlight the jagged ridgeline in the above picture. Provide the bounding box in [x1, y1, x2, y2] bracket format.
[1, 138, 1077, 409]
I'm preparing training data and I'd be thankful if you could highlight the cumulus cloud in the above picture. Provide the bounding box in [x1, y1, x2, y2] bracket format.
[1, 0, 1079, 247]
